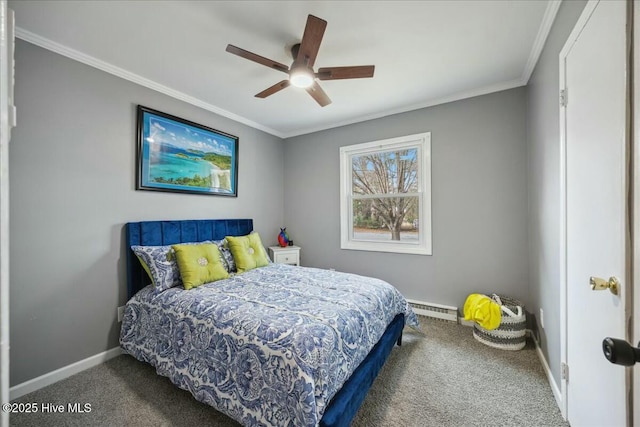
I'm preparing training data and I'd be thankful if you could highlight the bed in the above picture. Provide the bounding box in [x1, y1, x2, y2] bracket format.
[120, 219, 418, 426]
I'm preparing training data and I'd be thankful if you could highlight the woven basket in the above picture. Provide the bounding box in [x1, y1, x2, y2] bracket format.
[473, 294, 526, 351]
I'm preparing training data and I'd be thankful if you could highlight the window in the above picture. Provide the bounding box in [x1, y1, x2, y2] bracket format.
[340, 132, 432, 255]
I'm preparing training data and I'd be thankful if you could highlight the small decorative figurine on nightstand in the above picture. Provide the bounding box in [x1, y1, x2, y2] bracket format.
[277, 227, 290, 247]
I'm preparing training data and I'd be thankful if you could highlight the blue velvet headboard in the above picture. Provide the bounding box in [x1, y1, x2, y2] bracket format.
[125, 219, 253, 299]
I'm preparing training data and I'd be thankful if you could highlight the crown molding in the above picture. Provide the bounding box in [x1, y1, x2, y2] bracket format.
[282, 78, 526, 138]
[15, 27, 285, 138]
[521, 0, 562, 83]
[16, 0, 558, 142]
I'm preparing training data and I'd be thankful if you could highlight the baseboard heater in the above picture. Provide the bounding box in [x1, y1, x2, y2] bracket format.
[406, 299, 458, 323]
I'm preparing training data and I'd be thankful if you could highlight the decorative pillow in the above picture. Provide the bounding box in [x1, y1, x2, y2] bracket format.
[136, 254, 154, 281]
[172, 243, 229, 290]
[131, 245, 182, 292]
[226, 233, 270, 273]
[219, 239, 236, 273]
[132, 240, 227, 292]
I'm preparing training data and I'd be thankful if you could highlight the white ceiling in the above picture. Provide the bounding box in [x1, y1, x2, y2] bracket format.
[10, 0, 556, 138]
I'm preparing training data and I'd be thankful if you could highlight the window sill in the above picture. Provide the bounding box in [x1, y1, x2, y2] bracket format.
[341, 240, 432, 255]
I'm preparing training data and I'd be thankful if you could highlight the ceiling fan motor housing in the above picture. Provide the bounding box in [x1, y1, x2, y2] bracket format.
[291, 43, 301, 60]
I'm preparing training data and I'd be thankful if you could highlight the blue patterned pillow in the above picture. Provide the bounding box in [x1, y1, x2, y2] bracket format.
[218, 239, 236, 273]
[133, 240, 234, 291]
[132, 245, 182, 292]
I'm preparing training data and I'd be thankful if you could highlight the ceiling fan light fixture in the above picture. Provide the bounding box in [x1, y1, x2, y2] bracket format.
[289, 68, 314, 88]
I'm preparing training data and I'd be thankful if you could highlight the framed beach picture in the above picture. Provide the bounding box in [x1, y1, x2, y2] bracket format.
[136, 106, 239, 197]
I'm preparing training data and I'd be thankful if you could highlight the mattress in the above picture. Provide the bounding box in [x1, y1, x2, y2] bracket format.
[120, 263, 418, 426]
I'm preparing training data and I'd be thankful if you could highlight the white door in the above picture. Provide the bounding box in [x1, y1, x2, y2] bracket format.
[562, 0, 628, 426]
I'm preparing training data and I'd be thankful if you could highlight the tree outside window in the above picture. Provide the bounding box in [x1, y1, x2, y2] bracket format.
[351, 148, 419, 241]
[340, 133, 432, 255]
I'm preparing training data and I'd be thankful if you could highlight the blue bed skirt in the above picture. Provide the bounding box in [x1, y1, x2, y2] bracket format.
[321, 313, 405, 427]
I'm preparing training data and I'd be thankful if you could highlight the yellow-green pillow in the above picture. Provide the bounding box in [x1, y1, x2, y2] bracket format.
[226, 233, 269, 273]
[172, 243, 229, 290]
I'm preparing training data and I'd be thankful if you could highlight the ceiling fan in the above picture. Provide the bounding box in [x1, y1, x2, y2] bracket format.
[225, 14, 375, 107]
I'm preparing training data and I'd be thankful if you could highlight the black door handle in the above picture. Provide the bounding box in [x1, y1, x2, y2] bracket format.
[603, 337, 640, 366]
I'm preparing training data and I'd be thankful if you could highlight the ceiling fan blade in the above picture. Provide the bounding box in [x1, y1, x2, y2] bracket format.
[226, 44, 289, 74]
[296, 15, 327, 68]
[316, 65, 375, 80]
[255, 80, 291, 98]
[305, 81, 331, 107]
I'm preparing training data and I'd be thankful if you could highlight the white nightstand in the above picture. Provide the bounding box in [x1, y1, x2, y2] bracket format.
[268, 245, 301, 266]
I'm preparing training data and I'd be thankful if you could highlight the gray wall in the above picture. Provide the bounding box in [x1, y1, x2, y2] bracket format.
[283, 88, 529, 308]
[9, 40, 284, 386]
[526, 0, 586, 386]
[10, 0, 588, 389]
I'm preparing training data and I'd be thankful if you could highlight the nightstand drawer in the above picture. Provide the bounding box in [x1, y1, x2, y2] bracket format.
[274, 251, 299, 265]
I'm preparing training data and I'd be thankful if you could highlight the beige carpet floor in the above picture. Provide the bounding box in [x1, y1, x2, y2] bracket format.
[10, 317, 567, 426]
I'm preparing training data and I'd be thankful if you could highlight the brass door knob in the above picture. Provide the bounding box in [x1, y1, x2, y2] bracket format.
[590, 276, 620, 296]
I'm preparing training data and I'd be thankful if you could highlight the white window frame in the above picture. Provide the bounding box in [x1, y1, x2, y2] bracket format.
[340, 132, 432, 255]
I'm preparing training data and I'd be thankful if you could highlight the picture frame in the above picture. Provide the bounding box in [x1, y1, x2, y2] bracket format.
[136, 105, 239, 197]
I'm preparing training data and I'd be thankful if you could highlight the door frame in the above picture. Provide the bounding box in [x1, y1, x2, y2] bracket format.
[0, 2, 10, 427]
[633, 0, 640, 423]
[559, 0, 633, 423]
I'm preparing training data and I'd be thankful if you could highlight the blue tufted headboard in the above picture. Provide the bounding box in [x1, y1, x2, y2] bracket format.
[125, 219, 253, 299]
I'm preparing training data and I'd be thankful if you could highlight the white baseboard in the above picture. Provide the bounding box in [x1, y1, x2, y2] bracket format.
[530, 335, 563, 414]
[458, 317, 475, 327]
[460, 320, 564, 416]
[407, 299, 458, 322]
[9, 347, 122, 400]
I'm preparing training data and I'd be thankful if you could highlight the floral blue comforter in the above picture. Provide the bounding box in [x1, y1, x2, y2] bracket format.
[120, 263, 418, 426]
